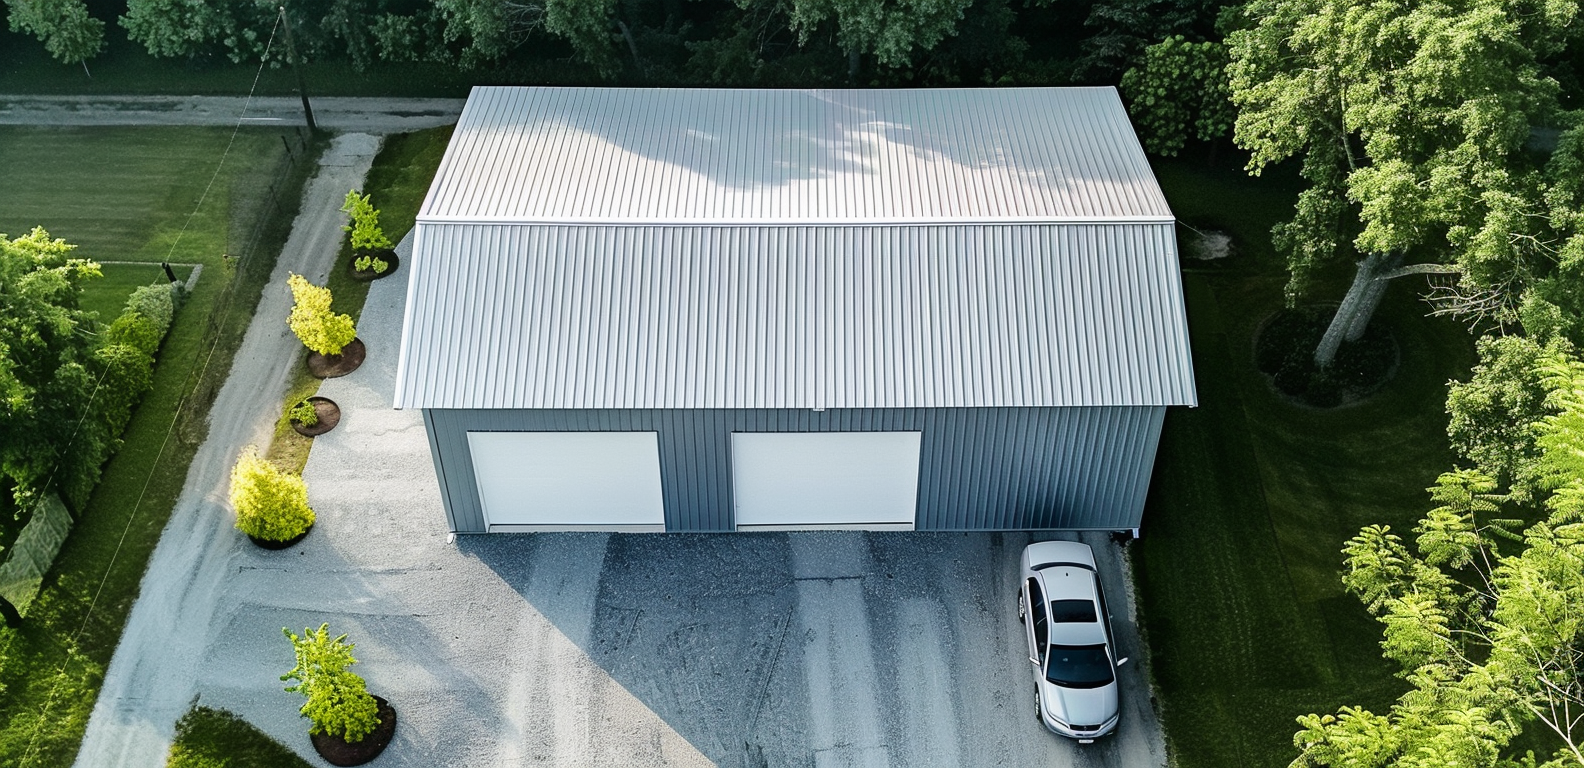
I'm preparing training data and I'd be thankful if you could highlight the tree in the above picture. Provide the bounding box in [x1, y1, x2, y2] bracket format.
[286, 273, 356, 358]
[6, 0, 106, 69]
[1448, 335, 1571, 505]
[281, 623, 381, 743]
[1119, 35, 1233, 157]
[228, 445, 314, 542]
[0, 227, 101, 512]
[780, 0, 973, 72]
[120, 0, 229, 59]
[1226, 0, 1578, 367]
[1077, 0, 1220, 81]
[1290, 351, 1584, 768]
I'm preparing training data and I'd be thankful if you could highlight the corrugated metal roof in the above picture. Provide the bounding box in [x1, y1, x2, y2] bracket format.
[419, 87, 1172, 224]
[394, 222, 1197, 410]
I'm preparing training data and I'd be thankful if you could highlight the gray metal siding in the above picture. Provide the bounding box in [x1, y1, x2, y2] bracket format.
[396, 223, 1197, 411]
[425, 406, 1165, 533]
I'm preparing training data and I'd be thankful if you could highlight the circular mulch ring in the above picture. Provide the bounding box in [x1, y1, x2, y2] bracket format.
[1254, 306, 1399, 408]
[307, 338, 366, 379]
[290, 397, 341, 437]
[247, 523, 312, 550]
[310, 695, 397, 766]
[349, 249, 400, 282]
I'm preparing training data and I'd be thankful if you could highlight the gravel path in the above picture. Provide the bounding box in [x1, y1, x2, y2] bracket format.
[71, 133, 383, 768]
[0, 95, 463, 133]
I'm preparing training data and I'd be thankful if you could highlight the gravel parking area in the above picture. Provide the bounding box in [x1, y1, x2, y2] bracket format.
[95, 232, 1170, 767]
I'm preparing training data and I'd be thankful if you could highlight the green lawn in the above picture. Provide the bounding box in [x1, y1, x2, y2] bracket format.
[0, 126, 320, 766]
[167, 707, 312, 768]
[1134, 156, 1479, 766]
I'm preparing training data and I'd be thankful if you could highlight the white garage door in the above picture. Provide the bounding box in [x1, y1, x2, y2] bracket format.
[468, 432, 666, 531]
[731, 432, 921, 530]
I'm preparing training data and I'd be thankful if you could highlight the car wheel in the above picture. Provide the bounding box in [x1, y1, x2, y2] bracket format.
[1034, 689, 1043, 722]
[1017, 592, 1026, 624]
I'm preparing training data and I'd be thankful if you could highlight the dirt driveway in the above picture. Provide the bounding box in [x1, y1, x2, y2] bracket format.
[149, 249, 1169, 768]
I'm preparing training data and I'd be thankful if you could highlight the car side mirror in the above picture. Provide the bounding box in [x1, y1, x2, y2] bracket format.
[1117, 657, 1130, 667]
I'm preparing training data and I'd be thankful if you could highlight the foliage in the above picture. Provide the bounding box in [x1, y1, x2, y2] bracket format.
[285, 273, 356, 357]
[0, 227, 102, 511]
[123, 281, 177, 335]
[228, 445, 313, 542]
[1526, 119, 1584, 350]
[168, 706, 315, 768]
[1448, 335, 1570, 504]
[280, 624, 381, 743]
[1076, 0, 1221, 80]
[6, 0, 106, 65]
[780, 0, 973, 68]
[103, 312, 164, 358]
[340, 189, 392, 254]
[1290, 351, 1584, 768]
[119, 0, 234, 60]
[288, 398, 317, 428]
[1226, 0, 1578, 319]
[0, 126, 313, 768]
[1119, 35, 1232, 156]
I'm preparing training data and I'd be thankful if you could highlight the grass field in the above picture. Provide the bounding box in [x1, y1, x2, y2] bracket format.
[1134, 155, 1480, 767]
[0, 125, 320, 767]
[77, 262, 195, 323]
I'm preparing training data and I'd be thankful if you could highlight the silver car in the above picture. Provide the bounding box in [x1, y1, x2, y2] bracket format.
[1017, 540, 1128, 742]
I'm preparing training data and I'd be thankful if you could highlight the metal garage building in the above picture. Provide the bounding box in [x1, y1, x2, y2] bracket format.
[395, 86, 1197, 533]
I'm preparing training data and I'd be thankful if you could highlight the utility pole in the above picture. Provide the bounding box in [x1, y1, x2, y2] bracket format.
[277, 6, 317, 134]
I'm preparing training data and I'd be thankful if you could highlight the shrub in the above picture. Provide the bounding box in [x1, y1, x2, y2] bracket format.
[289, 399, 318, 427]
[123, 282, 175, 335]
[353, 253, 390, 274]
[281, 623, 381, 743]
[103, 312, 164, 357]
[341, 190, 392, 254]
[286, 274, 356, 357]
[229, 446, 314, 542]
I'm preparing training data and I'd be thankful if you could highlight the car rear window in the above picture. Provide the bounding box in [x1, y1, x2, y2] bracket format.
[1049, 599, 1097, 623]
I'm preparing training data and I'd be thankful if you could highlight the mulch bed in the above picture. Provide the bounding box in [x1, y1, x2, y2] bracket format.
[307, 338, 366, 379]
[349, 249, 400, 282]
[311, 695, 397, 766]
[246, 523, 312, 550]
[290, 396, 342, 437]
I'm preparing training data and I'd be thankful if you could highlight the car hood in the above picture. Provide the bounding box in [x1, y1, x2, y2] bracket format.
[1042, 681, 1118, 729]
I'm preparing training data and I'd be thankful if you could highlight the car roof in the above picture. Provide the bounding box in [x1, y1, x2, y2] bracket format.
[1033, 566, 1109, 646]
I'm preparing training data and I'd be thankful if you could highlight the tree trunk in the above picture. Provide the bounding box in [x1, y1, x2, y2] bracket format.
[616, 20, 644, 76]
[848, 49, 860, 82]
[1314, 251, 1402, 368]
[0, 595, 20, 628]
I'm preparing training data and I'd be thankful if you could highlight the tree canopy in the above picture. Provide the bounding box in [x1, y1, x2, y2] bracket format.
[0, 227, 101, 511]
[1227, 0, 1580, 365]
[1293, 350, 1584, 768]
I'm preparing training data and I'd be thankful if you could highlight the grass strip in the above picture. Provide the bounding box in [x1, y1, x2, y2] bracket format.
[1134, 154, 1478, 767]
[167, 707, 313, 768]
[266, 126, 454, 475]
[0, 126, 324, 767]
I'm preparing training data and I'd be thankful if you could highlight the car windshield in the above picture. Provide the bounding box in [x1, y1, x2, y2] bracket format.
[1045, 644, 1114, 688]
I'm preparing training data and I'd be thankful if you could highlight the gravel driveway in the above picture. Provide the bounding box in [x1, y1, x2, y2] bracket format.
[161, 249, 1170, 768]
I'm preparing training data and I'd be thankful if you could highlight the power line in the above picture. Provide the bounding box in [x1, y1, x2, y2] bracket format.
[14, 15, 292, 765]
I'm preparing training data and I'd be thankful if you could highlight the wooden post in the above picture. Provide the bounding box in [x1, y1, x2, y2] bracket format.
[278, 6, 318, 134]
